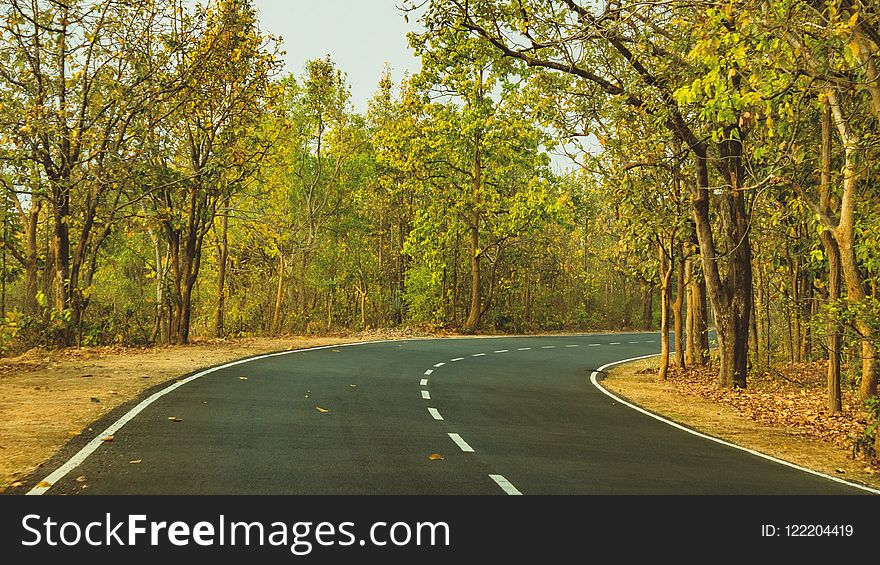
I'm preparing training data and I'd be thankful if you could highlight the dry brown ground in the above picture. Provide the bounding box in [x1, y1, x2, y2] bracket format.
[603, 358, 880, 491]
[0, 329, 439, 490]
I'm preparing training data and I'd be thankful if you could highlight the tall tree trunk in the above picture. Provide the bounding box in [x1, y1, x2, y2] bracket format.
[213, 200, 229, 338]
[658, 244, 673, 381]
[20, 200, 42, 315]
[692, 135, 752, 388]
[820, 101, 842, 413]
[271, 254, 285, 335]
[641, 285, 653, 330]
[674, 248, 686, 367]
[52, 180, 72, 345]
[464, 140, 482, 332]
[824, 89, 878, 400]
[788, 248, 801, 363]
[685, 257, 696, 367]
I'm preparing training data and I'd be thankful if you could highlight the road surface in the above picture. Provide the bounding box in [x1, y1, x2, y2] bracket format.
[36, 334, 871, 495]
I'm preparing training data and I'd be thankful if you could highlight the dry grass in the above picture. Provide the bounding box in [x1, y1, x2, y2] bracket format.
[603, 358, 880, 491]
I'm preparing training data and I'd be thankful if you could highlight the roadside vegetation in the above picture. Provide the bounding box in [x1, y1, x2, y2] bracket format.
[1, 1, 878, 468]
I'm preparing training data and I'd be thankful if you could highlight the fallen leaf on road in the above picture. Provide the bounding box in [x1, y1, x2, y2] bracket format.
[75, 475, 86, 483]
[316, 406, 330, 413]
[37, 481, 52, 488]
[239, 376, 248, 381]
[130, 460, 142, 465]
[428, 453, 444, 461]
[349, 384, 357, 388]
[168, 416, 182, 422]
[101, 435, 114, 442]
[333, 349, 340, 353]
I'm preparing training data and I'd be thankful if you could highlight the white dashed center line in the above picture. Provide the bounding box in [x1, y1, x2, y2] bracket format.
[588, 343, 601, 347]
[472, 353, 486, 357]
[517, 347, 531, 351]
[448, 433, 475, 452]
[494, 349, 509, 353]
[541, 346, 555, 349]
[420, 379, 429, 386]
[451, 357, 465, 362]
[629, 341, 640, 344]
[565, 345, 579, 348]
[424, 369, 433, 375]
[428, 408, 444, 421]
[489, 474, 522, 495]
[421, 390, 431, 400]
[609, 342, 622, 345]
[434, 362, 445, 368]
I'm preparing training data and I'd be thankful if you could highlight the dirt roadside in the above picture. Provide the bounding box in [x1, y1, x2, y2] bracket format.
[602, 357, 880, 491]
[0, 331, 437, 491]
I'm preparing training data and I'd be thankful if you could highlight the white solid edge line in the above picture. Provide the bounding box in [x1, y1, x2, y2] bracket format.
[421, 390, 431, 400]
[448, 433, 475, 452]
[489, 474, 522, 495]
[25, 339, 403, 496]
[420, 379, 429, 386]
[589, 353, 880, 496]
[424, 369, 433, 375]
[428, 408, 444, 421]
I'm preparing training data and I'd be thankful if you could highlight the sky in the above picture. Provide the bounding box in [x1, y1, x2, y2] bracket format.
[252, 0, 422, 114]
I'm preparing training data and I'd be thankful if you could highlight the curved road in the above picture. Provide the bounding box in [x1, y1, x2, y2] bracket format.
[38, 334, 871, 495]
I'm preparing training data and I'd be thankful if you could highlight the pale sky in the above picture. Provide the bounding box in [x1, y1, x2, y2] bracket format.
[252, 0, 422, 113]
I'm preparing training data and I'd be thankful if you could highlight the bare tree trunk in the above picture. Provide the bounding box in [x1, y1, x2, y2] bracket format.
[685, 257, 696, 368]
[659, 244, 673, 381]
[692, 137, 752, 388]
[213, 200, 229, 338]
[641, 285, 653, 330]
[271, 254, 285, 335]
[674, 248, 686, 367]
[820, 101, 842, 413]
[464, 137, 483, 333]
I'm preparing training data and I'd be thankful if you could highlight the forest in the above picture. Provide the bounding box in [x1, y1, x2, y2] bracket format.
[0, 1, 878, 455]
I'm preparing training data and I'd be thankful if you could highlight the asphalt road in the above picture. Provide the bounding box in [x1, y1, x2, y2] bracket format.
[42, 334, 870, 495]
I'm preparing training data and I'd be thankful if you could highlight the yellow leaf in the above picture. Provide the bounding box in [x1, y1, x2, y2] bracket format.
[75, 475, 87, 483]
[316, 406, 330, 413]
[130, 460, 142, 465]
[239, 376, 249, 380]
[168, 416, 182, 422]
[101, 435, 114, 442]
[428, 453, 444, 461]
[11, 481, 23, 488]
[37, 481, 53, 488]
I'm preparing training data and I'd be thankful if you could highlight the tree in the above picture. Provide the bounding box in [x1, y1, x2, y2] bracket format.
[147, 0, 280, 344]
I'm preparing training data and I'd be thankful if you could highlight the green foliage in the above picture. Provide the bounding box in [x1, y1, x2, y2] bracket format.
[853, 397, 880, 462]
